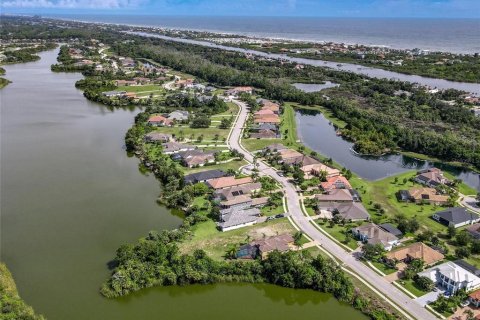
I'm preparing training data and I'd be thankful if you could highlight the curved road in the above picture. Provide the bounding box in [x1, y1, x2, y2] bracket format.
[229, 99, 437, 320]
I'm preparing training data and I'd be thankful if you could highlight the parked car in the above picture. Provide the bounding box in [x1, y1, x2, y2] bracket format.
[276, 171, 284, 177]
[275, 214, 285, 219]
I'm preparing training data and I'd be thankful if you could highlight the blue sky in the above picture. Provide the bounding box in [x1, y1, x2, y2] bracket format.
[2, 0, 480, 18]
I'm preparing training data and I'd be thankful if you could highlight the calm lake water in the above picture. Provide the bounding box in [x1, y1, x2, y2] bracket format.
[292, 82, 339, 92]
[296, 110, 480, 191]
[0, 49, 366, 320]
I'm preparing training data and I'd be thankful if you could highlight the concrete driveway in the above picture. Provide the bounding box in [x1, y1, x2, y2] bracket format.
[415, 288, 447, 307]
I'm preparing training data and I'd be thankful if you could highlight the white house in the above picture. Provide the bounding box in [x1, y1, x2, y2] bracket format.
[418, 261, 480, 294]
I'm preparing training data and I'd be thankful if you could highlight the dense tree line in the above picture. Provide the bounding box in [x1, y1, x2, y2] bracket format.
[0, 263, 45, 320]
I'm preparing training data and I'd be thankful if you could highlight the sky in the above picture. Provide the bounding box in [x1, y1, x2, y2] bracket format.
[1, 0, 480, 18]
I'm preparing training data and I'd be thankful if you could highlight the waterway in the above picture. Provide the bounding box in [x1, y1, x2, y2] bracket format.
[132, 32, 480, 95]
[296, 110, 480, 191]
[0, 49, 366, 319]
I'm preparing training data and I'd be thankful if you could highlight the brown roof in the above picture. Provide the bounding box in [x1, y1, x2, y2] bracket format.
[252, 234, 294, 254]
[408, 187, 449, 203]
[207, 176, 253, 190]
[385, 242, 444, 265]
[470, 289, 480, 301]
[253, 114, 281, 124]
[278, 149, 303, 160]
[316, 189, 353, 202]
[252, 197, 269, 206]
[220, 195, 253, 207]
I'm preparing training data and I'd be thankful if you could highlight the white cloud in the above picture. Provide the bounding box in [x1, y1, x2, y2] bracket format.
[1, 0, 147, 8]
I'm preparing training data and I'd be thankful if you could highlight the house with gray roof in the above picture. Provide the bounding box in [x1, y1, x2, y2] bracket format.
[184, 170, 226, 184]
[168, 110, 190, 121]
[432, 207, 480, 228]
[144, 132, 172, 143]
[162, 142, 196, 154]
[218, 207, 260, 232]
[352, 223, 399, 251]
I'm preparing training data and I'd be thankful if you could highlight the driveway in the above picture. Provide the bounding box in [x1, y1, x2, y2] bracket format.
[415, 288, 447, 307]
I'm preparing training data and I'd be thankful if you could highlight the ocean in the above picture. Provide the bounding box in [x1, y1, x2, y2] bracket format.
[47, 15, 480, 53]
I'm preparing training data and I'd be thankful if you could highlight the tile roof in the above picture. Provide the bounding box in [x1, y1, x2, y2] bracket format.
[385, 242, 444, 265]
[207, 176, 253, 190]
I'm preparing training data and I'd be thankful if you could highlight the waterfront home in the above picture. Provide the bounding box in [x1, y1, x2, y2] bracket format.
[174, 150, 216, 168]
[225, 86, 253, 96]
[378, 223, 403, 238]
[302, 162, 341, 180]
[218, 207, 260, 231]
[414, 168, 450, 187]
[251, 123, 279, 133]
[277, 149, 304, 163]
[466, 223, 480, 239]
[257, 99, 280, 114]
[115, 79, 137, 86]
[168, 110, 190, 121]
[144, 132, 172, 143]
[124, 92, 137, 99]
[214, 182, 262, 201]
[319, 202, 370, 222]
[283, 155, 319, 166]
[385, 242, 444, 266]
[220, 194, 253, 210]
[184, 169, 226, 184]
[432, 207, 480, 228]
[320, 176, 352, 192]
[407, 187, 449, 205]
[252, 234, 295, 259]
[102, 90, 127, 97]
[254, 109, 275, 116]
[418, 261, 480, 294]
[253, 114, 281, 125]
[250, 129, 278, 139]
[352, 223, 399, 251]
[207, 176, 253, 190]
[161, 142, 196, 155]
[147, 115, 174, 127]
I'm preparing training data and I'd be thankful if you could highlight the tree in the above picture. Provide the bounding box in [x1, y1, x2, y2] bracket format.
[361, 243, 384, 261]
[455, 246, 471, 259]
[414, 275, 435, 291]
[472, 240, 480, 254]
[447, 225, 457, 239]
[293, 231, 303, 248]
[455, 231, 472, 246]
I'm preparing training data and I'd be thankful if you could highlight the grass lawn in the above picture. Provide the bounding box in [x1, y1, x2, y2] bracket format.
[215, 102, 239, 116]
[181, 160, 248, 174]
[304, 205, 316, 216]
[179, 218, 297, 261]
[371, 261, 397, 275]
[397, 279, 429, 298]
[349, 171, 448, 233]
[241, 138, 283, 152]
[117, 84, 164, 92]
[261, 199, 285, 216]
[317, 221, 359, 250]
[154, 126, 230, 141]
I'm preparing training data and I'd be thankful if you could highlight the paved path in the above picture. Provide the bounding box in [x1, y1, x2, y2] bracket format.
[229, 99, 438, 320]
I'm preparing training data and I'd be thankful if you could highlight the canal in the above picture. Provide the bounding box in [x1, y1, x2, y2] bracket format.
[0, 49, 366, 319]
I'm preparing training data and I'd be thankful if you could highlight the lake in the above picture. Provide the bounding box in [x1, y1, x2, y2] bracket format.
[295, 110, 480, 191]
[0, 49, 366, 320]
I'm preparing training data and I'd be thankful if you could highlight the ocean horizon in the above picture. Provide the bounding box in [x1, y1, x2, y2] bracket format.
[41, 14, 480, 53]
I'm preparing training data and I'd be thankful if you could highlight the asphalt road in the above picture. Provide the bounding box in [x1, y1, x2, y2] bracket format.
[229, 99, 438, 320]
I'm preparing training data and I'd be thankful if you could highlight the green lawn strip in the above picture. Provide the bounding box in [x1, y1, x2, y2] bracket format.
[179, 218, 297, 261]
[241, 138, 283, 152]
[316, 221, 359, 250]
[153, 126, 230, 140]
[304, 205, 316, 216]
[117, 84, 164, 92]
[396, 279, 429, 298]
[371, 261, 397, 275]
[181, 160, 248, 174]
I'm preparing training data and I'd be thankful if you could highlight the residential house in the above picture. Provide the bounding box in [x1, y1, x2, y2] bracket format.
[225, 86, 253, 96]
[319, 202, 370, 221]
[283, 155, 319, 166]
[251, 234, 294, 259]
[218, 207, 260, 231]
[469, 290, 480, 308]
[320, 176, 352, 192]
[407, 187, 449, 205]
[147, 115, 174, 127]
[378, 223, 403, 238]
[161, 142, 196, 155]
[277, 149, 304, 163]
[316, 189, 354, 203]
[115, 80, 137, 86]
[102, 90, 126, 97]
[251, 123, 279, 133]
[214, 182, 262, 201]
[174, 150, 216, 168]
[206, 176, 253, 190]
[133, 77, 151, 85]
[467, 223, 480, 239]
[264, 143, 287, 153]
[260, 101, 280, 114]
[168, 110, 190, 121]
[250, 129, 278, 139]
[396, 190, 410, 202]
[384, 242, 444, 266]
[254, 109, 275, 116]
[352, 223, 399, 251]
[253, 114, 281, 125]
[220, 194, 253, 210]
[183, 169, 226, 184]
[302, 163, 341, 180]
[144, 132, 172, 143]
[418, 261, 480, 294]
[432, 207, 480, 228]
[415, 168, 450, 187]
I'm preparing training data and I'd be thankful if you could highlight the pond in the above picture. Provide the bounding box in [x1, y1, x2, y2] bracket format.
[292, 82, 339, 92]
[0, 48, 367, 320]
[296, 110, 480, 191]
